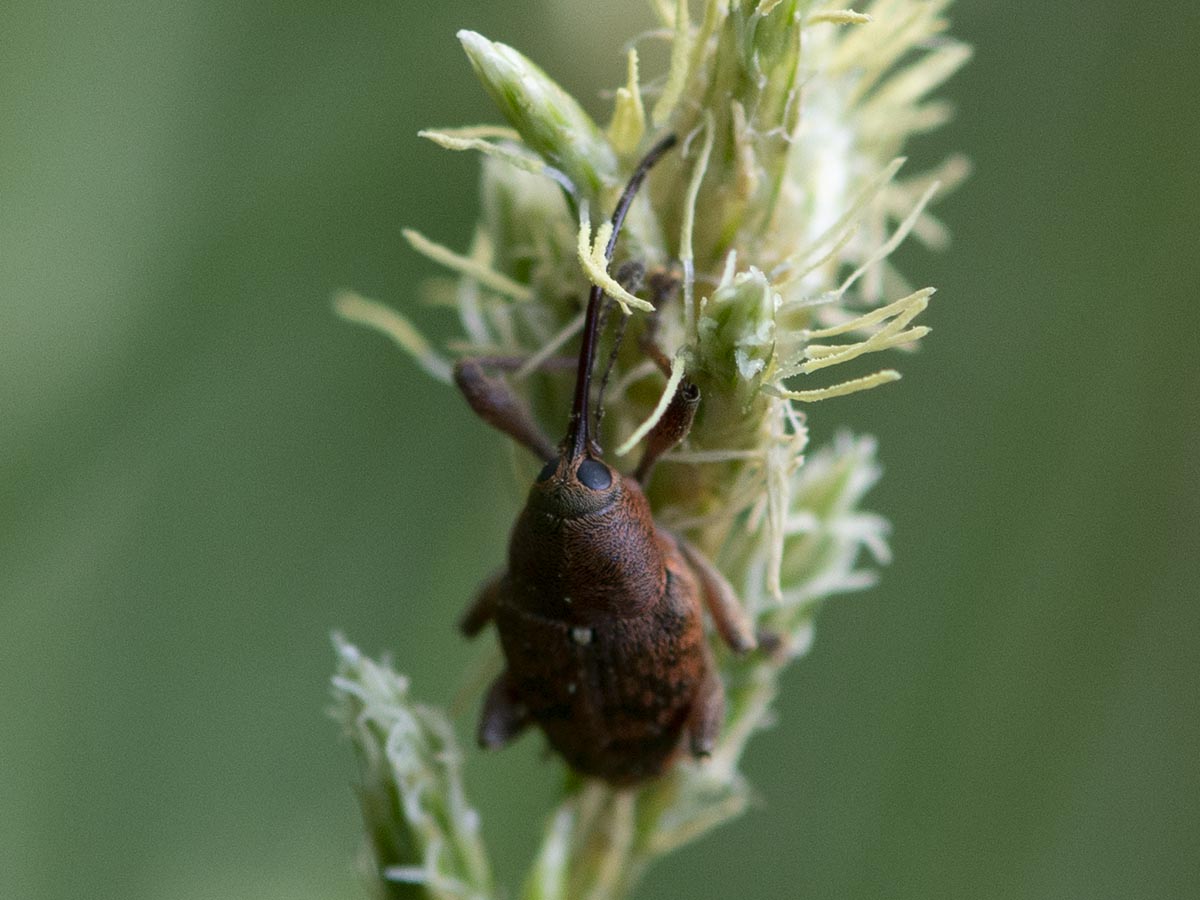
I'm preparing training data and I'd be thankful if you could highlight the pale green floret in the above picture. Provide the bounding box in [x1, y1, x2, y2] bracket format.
[695, 268, 777, 405]
[458, 30, 618, 206]
[335, 3, 967, 899]
[606, 49, 647, 156]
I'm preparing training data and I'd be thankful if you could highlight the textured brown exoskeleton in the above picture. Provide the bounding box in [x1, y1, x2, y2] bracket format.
[454, 135, 756, 785]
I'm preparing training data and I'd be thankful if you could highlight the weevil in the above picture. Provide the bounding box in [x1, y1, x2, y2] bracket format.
[453, 135, 756, 784]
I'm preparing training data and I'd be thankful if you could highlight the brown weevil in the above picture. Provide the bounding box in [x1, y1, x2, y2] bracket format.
[453, 135, 756, 785]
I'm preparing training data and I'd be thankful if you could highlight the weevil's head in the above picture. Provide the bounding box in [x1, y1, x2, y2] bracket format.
[527, 450, 623, 519]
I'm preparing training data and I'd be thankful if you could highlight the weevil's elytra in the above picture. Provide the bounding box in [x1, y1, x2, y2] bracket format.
[453, 134, 758, 784]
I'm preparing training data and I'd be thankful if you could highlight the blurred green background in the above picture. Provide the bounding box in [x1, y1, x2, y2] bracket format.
[3, 1, 1198, 898]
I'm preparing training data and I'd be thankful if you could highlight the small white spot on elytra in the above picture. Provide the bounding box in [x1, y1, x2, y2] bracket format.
[571, 627, 593, 646]
[566, 682, 577, 694]
[562, 595, 572, 605]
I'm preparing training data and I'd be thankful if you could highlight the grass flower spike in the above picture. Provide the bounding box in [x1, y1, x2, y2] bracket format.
[333, 3, 968, 898]
[331, 636, 493, 900]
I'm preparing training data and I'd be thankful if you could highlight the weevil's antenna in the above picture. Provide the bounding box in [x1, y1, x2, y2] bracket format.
[565, 133, 677, 461]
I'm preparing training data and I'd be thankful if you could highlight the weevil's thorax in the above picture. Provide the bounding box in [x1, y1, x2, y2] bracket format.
[506, 454, 666, 625]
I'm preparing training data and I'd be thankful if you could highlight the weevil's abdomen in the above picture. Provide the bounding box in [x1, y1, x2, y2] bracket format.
[494, 535, 707, 784]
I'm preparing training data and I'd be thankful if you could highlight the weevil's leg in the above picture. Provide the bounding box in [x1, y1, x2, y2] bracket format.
[633, 379, 700, 484]
[677, 538, 757, 654]
[631, 270, 698, 483]
[753, 629, 790, 662]
[453, 358, 558, 462]
[686, 658, 725, 758]
[477, 670, 530, 749]
[611, 260, 646, 311]
[459, 570, 505, 638]
[637, 269, 682, 377]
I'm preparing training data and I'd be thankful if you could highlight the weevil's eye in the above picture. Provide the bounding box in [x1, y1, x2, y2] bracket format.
[536, 460, 558, 483]
[576, 458, 612, 490]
